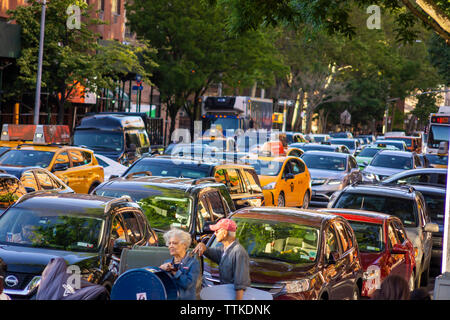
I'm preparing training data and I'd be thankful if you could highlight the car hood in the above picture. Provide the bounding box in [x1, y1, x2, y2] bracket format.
[363, 166, 403, 177]
[248, 257, 317, 283]
[308, 169, 346, 180]
[258, 175, 278, 187]
[0, 244, 100, 274]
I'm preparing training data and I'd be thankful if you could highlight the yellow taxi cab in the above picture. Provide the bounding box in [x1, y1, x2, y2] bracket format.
[240, 155, 311, 208]
[0, 144, 104, 194]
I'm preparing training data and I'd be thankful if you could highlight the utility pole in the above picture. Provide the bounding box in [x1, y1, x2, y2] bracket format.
[34, 0, 46, 125]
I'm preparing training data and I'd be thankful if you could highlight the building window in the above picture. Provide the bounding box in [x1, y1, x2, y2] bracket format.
[98, 0, 105, 11]
[112, 0, 121, 15]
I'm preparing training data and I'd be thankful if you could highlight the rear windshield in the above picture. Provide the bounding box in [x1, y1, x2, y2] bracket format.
[371, 154, 412, 170]
[330, 139, 356, 149]
[358, 148, 380, 158]
[334, 193, 417, 227]
[301, 154, 347, 171]
[0, 150, 54, 168]
[422, 193, 445, 224]
[124, 161, 210, 179]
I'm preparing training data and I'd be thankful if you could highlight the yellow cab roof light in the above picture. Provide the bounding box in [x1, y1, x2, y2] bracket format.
[0, 124, 70, 146]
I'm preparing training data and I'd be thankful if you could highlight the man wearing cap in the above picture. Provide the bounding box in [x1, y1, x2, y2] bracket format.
[193, 218, 250, 300]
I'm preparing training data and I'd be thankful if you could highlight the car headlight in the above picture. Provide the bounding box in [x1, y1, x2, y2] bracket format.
[262, 182, 276, 190]
[311, 178, 326, 185]
[27, 276, 41, 293]
[284, 279, 310, 293]
[327, 179, 342, 185]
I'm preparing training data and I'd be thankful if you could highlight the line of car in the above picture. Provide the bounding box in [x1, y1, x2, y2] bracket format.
[0, 129, 446, 300]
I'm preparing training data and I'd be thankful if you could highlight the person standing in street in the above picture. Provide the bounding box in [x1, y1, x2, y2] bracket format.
[193, 218, 251, 300]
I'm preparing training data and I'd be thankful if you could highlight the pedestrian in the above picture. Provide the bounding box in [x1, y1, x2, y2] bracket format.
[159, 228, 201, 300]
[193, 218, 251, 300]
[410, 288, 431, 300]
[0, 258, 11, 300]
[371, 275, 410, 300]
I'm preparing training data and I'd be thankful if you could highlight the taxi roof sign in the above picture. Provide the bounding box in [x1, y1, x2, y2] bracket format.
[1, 124, 70, 144]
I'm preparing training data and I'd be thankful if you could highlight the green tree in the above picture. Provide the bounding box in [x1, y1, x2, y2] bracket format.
[7, 0, 154, 123]
[126, 0, 284, 137]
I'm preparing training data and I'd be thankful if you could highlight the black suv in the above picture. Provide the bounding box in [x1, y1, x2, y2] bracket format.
[328, 184, 439, 288]
[119, 156, 264, 209]
[92, 176, 236, 244]
[0, 192, 157, 299]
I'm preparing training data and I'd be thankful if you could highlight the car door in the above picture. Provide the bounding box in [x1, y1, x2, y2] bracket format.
[323, 222, 346, 300]
[347, 156, 360, 184]
[51, 150, 71, 186]
[417, 194, 433, 267]
[289, 158, 308, 206]
[279, 160, 295, 206]
[392, 219, 413, 278]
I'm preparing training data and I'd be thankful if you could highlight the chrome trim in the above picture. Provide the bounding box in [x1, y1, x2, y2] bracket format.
[4, 276, 41, 296]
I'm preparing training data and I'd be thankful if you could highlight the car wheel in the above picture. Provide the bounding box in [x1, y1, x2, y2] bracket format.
[277, 193, 285, 207]
[301, 191, 310, 209]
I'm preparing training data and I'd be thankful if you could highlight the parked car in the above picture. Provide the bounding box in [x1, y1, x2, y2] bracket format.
[0, 173, 27, 214]
[0, 192, 158, 299]
[0, 144, 104, 194]
[239, 155, 311, 208]
[381, 168, 447, 187]
[329, 139, 360, 155]
[329, 184, 439, 288]
[319, 208, 416, 297]
[300, 151, 362, 207]
[202, 207, 364, 300]
[290, 143, 346, 153]
[355, 145, 399, 169]
[0, 167, 73, 194]
[120, 157, 264, 209]
[94, 154, 128, 181]
[362, 150, 422, 181]
[92, 176, 235, 243]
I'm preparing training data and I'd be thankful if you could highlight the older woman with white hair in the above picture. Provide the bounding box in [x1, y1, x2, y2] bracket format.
[159, 228, 201, 300]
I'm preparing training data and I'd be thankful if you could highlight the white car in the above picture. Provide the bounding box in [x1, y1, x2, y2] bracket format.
[94, 154, 128, 180]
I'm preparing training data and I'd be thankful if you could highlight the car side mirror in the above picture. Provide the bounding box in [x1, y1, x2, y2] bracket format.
[424, 223, 439, 233]
[113, 238, 130, 255]
[25, 187, 36, 193]
[52, 163, 69, 172]
[327, 251, 339, 265]
[109, 175, 119, 180]
[391, 243, 409, 254]
[284, 173, 295, 180]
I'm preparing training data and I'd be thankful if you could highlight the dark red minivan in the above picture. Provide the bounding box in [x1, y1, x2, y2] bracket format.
[202, 207, 364, 300]
[320, 208, 416, 298]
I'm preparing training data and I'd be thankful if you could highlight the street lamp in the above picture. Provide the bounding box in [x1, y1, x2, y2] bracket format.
[34, 0, 46, 125]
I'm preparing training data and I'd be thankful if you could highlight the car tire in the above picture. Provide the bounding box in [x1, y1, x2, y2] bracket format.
[277, 193, 285, 207]
[301, 190, 310, 209]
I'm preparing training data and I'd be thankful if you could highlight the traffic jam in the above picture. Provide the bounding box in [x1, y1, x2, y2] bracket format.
[0, 98, 448, 301]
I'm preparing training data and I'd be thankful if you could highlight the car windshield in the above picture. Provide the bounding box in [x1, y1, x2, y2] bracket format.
[347, 221, 384, 253]
[426, 154, 448, 166]
[330, 139, 355, 149]
[298, 145, 334, 152]
[375, 141, 404, 150]
[0, 150, 54, 168]
[422, 193, 445, 224]
[73, 130, 124, 152]
[358, 148, 380, 158]
[209, 217, 319, 264]
[334, 193, 417, 227]
[93, 188, 192, 234]
[388, 137, 412, 147]
[301, 154, 347, 171]
[240, 159, 283, 176]
[0, 207, 104, 252]
[0, 177, 27, 208]
[428, 125, 450, 149]
[371, 154, 412, 169]
[124, 161, 210, 179]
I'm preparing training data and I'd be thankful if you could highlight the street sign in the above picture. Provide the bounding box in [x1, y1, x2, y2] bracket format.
[132, 85, 143, 91]
[278, 99, 294, 106]
[340, 110, 351, 125]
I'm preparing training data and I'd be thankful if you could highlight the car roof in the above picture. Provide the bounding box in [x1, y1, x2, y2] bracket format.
[319, 208, 392, 224]
[0, 166, 46, 178]
[377, 150, 413, 156]
[231, 207, 339, 228]
[342, 184, 416, 199]
[13, 192, 115, 217]
[408, 184, 446, 195]
[302, 150, 349, 158]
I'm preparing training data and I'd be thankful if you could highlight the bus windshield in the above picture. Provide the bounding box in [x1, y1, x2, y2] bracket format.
[428, 125, 450, 149]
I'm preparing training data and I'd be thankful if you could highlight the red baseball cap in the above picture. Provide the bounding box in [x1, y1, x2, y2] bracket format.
[210, 219, 237, 232]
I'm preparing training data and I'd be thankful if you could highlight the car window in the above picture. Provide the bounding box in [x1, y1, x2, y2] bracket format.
[121, 211, 143, 243]
[325, 225, 340, 257]
[422, 193, 445, 224]
[282, 161, 293, 177]
[334, 222, 350, 253]
[242, 169, 263, 193]
[392, 220, 407, 244]
[55, 152, 70, 166]
[343, 223, 354, 249]
[196, 194, 214, 234]
[397, 174, 431, 184]
[110, 214, 127, 249]
[205, 191, 226, 221]
[214, 168, 227, 185]
[225, 169, 244, 194]
[290, 159, 305, 175]
[387, 223, 400, 248]
[21, 171, 39, 191]
[69, 150, 86, 167]
[35, 171, 56, 190]
[416, 195, 429, 225]
[437, 174, 447, 186]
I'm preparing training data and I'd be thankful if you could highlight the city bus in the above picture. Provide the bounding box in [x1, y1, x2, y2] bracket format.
[427, 106, 450, 154]
[200, 96, 274, 136]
